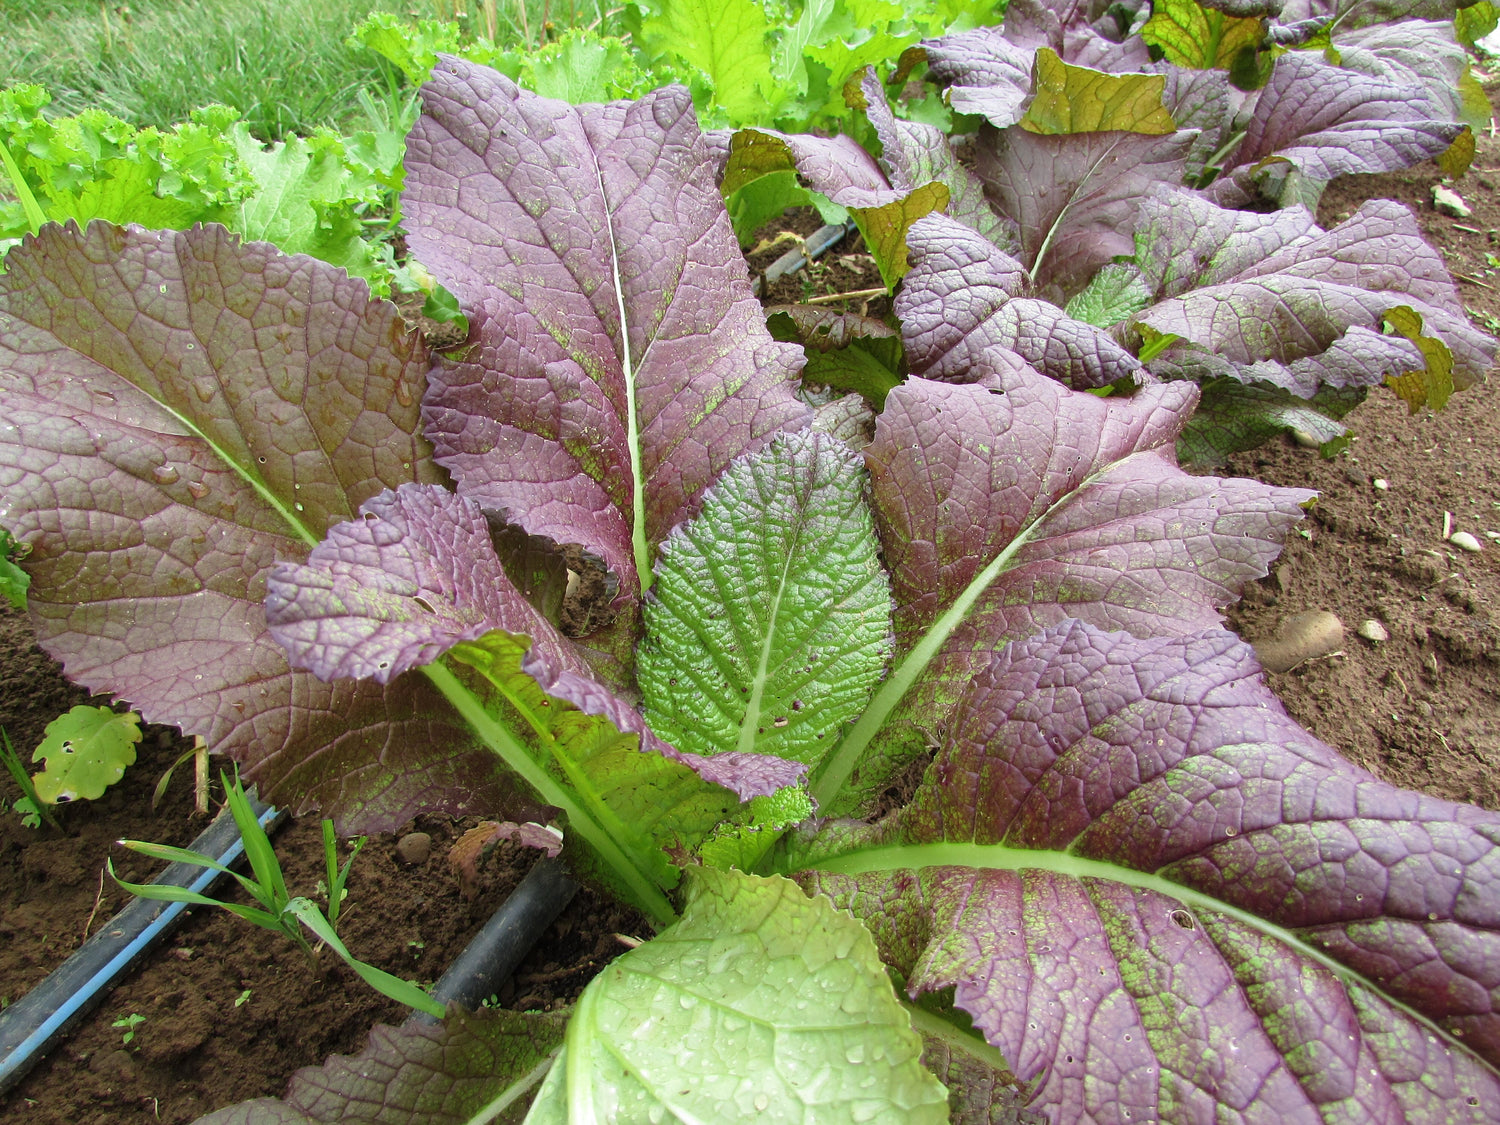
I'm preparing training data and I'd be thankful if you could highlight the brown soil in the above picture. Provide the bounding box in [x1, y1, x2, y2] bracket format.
[3, 105, 1500, 1125]
[0, 605, 649, 1124]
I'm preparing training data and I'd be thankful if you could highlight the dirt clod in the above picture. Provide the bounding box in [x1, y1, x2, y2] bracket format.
[395, 831, 432, 866]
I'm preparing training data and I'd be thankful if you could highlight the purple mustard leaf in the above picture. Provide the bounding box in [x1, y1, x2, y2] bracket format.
[265, 484, 573, 685]
[802, 621, 1500, 1120]
[1334, 20, 1471, 125]
[1134, 184, 1320, 301]
[922, 26, 1037, 127]
[0, 222, 517, 833]
[1277, 0, 1470, 27]
[194, 1008, 567, 1125]
[852, 68, 1020, 257]
[814, 373, 1311, 810]
[403, 61, 807, 607]
[1205, 48, 1465, 207]
[266, 484, 804, 802]
[898, 214, 1147, 390]
[974, 124, 1195, 299]
[1133, 201, 1498, 390]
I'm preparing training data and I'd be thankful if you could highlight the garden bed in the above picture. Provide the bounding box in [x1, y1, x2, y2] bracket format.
[3, 98, 1500, 1125]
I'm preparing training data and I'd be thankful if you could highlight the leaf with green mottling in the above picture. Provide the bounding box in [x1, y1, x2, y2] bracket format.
[1141, 0, 1266, 68]
[1064, 262, 1152, 328]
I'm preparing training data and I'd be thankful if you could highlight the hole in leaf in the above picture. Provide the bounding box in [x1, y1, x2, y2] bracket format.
[1169, 909, 1195, 930]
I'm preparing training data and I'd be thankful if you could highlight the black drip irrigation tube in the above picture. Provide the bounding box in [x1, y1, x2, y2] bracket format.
[750, 219, 858, 297]
[0, 800, 578, 1097]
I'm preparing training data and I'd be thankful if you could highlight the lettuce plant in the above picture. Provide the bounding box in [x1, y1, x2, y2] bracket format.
[3, 55, 1500, 1122]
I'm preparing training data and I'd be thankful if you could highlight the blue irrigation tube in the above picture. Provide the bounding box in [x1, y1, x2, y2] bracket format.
[0, 798, 284, 1097]
[0, 801, 579, 1097]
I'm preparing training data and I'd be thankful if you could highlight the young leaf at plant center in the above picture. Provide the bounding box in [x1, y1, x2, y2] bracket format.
[796, 622, 1500, 1120]
[523, 867, 949, 1122]
[194, 1007, 567, 1125]
[1018, 49, 1178, 135]
[30, 704, 142, 804]
[766, 305, 905, 409]
[639, 431, 893, 776]
[1141, 0, 1266, 69]
[0, 221, 502, 834]
[1063, 262, 1152, 329]
[975, 121, 1195, 298]
[403, 66, 808, 608]
[264, 483, 803, 920]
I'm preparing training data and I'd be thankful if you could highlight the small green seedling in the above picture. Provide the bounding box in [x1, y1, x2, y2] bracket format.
[111, 771, 444, 1019]
[112, 1013, 145, 1047]
[0, 727, 58, 831]
[321, 820, 365, 930]
[234, 989, 252, 1008]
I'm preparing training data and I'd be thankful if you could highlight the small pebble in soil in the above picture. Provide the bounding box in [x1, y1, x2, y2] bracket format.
[1357, 619, 1390, 644]
[1373, 479, 1390, 491]
[396, 831, 432, 865]
[1433, 184, 1473, 218]
[1253, 610, 1345, 673]
[1448, 531, 1483, 553]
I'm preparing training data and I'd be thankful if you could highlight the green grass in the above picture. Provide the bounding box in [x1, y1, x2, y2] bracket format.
[0, 0, 609, 141]
[0, 0, 409, 140]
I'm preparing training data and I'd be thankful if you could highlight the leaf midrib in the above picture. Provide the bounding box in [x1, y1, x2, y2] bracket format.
[804, 840, 1498, 1081]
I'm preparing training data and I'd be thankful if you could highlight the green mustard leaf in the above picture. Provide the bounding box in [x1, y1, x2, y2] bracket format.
[520, 30, 658, 103]
[522, 868, 948, 1122]
[449, 631, 737, 913]
[0, 87, 252, 240]
[1064, 261, 1153, 328]
[229, 126, 384, 289]
[1141, 0, 1266, 70]
[0, 528, 28, 610]
[1019, 49, 1178, 136]
[30, 704, 142, 804]
[1382, 304, 1456, 413]
[639, 431, 892, 772]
